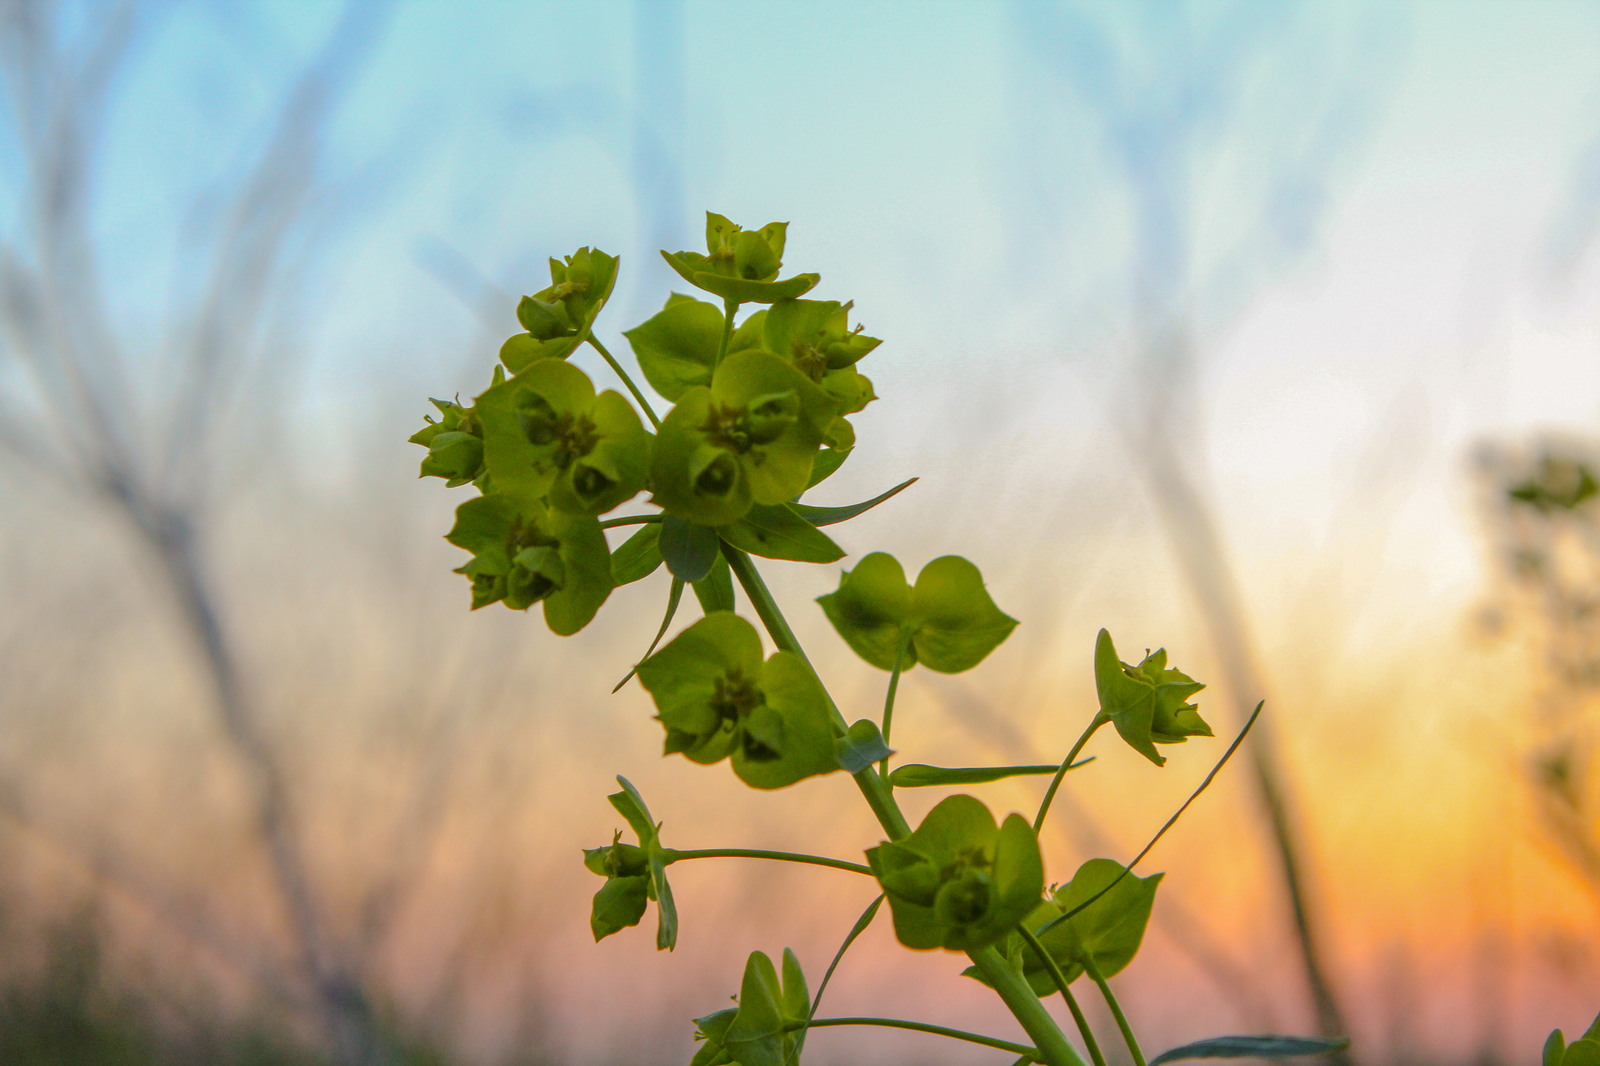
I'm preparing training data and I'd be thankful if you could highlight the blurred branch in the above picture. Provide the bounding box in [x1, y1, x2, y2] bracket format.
[0, 3, 396, 1063]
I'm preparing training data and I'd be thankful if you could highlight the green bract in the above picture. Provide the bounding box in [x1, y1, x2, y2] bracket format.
[763, 298, 878, 448]
[582, 777, 678, 950]
[966, 858, 1162, 995]
[817, 553, 1018, 674]
[445, 493, 612, 634]
[691, 949, 810, 1066]
[499, 246, 619, 372]
[635, 613, 838, 789]
[476, 358, 650, 516]
[1094, 629, 1212, 766]
[410, 380, 503, 487]
[650, 350, 835, 527]
[866, 794, 1043, 952]
[663, 213, 819, 305]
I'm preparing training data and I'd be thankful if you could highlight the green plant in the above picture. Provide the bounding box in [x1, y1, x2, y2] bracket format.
[1545, 1012, 1600, 1066]
[411, 213, 1352, 1066]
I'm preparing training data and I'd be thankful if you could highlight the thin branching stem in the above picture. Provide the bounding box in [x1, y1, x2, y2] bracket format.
[1018, 925, 1107, 1066]
[587, 335, 660, 429]
[1034, 710, 1109, 834]
[804, 1018, 1038, 1059]
[1085, 957, 1146, 1066]
[663, 848, 873, 876]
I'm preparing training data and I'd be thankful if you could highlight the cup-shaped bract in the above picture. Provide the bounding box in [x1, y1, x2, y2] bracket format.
[650, 350, 835, 527]
[966, 858, 1163, 995]
[1094, 629, 1212, 766]
[582, 777, 679, 949]
[662, 213, 819, 305]
[866, 794, 1043, 952]
[445, 493, 612, 635]
[499, 246, 619, 372]
[690, 949, 809, 1066]
[817, 553, 1018, 674]
[761, 299, 878, 448]
[409, 392, 493, 487]
[476, 358, 650, 516]
[635, 612, 838, 789]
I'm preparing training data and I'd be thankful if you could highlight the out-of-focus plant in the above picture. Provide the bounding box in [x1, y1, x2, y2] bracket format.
[1476, 443, 1600, 892]
[1544, 1010, 1600, 1066]
[412, 213, 1355, 1066]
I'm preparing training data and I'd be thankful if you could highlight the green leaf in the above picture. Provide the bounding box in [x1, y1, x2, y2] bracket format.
[1585, 1012, 1600, 1043]
[719, 504, 845, 563]
[804, 445, 851, 490]
[692, 552, 736, 613]
[608, 776, 658, 845]
[691, 1009, 738, 1066]
[589, 875, 650, 941]
[1568, 1041, 1600, 1066]
[789, 477, 917, 526]
[1147, 1036, 1352, 1066]
[725, 952, 787, 1066]
[835, 719, 893, 774]
[736, 652, 838, 789]
[650, 848, 678, 951]
[692, 270, 820, 304]
[1548, 1031, 1568, 1066]
[660, 515, 721, 582]
[816, 553, 913, 670]
[911, 556, 1019, 673]
[637, 614, 840, 789]
[866, 795, 1044, 953]
[1095, 629, 1211, 767]
[1051, 858, 1161, 980]
[610, 523, 664, 585]
[625, 293, 721, 401]
[888, 763, 1081, 788]
[612, 577, 685, 693]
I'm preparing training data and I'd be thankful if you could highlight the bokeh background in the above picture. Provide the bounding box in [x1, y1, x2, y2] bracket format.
[3, 0, 1600, 1063]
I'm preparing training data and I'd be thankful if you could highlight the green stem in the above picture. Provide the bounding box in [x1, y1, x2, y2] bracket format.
[1085, 957, 1146, 1066]
[587, 336, 661, 429]
[720, 541, 1082, 1066]
[1034, 711, 1109, 835]
[662, 848, 872, 877]
[721, 542, 911, 840]
[1017, 925, 1106, 1066]
[803, 1017, 1037, 1059]
[598, 513, 663, 529]
[878, 633, 911, 779]
[713, 296, 738, 371]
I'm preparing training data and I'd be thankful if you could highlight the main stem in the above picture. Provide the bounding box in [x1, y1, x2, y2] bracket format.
[721, 542, 1086, 1066]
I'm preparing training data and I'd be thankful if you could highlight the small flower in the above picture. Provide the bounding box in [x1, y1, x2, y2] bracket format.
[498, 246, 619, 372]
[662, 213, 819, 305]
[1094, 629, 1211, 766]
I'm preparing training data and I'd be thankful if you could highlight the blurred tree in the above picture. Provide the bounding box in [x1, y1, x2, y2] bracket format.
[0, 2, 397, 1062]
[1009, 0, 1395, 1046]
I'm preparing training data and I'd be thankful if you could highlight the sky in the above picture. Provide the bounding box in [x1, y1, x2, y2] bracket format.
[9, 1, 1600, 1063]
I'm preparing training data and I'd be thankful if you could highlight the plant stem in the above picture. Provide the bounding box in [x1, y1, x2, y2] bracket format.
[878, 633, 911, 778]
[1085, 958, 1146, 1066]
[1017, 925, 1106, 1066]
[968, 946, 1091, 1066]
[714, 296, 738, 371]
[599, 514, 663, 529]
[663, 848, 872, 876]
[587, 336, 661, 429]
[1034, 710, 1109, 835]
[803, 1017, 1037, 1059]
[721, 542, 1082, 1066]
[720, 542, 910, 839]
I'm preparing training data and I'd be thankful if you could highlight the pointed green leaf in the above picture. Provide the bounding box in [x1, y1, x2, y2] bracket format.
[625, 294, 722, 401]
[1584, 1012, 1600, 1043]
[719, 504, 845, 563]
[726, 952, 786, 1066]
[835, 719, 893, 774]
[888, 763, 1084, 788]
[613, 576, 685, 693]
[650, 849, 678, 951]
[608, 776, 658, 845]
[660, 515, 721, 582]
[789, 477, 917, 526]
[780, 948, 809, 1023]
[691, 1009, 738, 1066]
[1549, 1032, 1569, 1066]
[1052, 858, 1162, 980]
[610, 523, 664, 586]
[590, 875, 650, 941]
[803, 445, 851, 490]
[1148, 1036, 1351, 1066]
[692, 551, 736, 613]
[693, 270, 820, 304]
